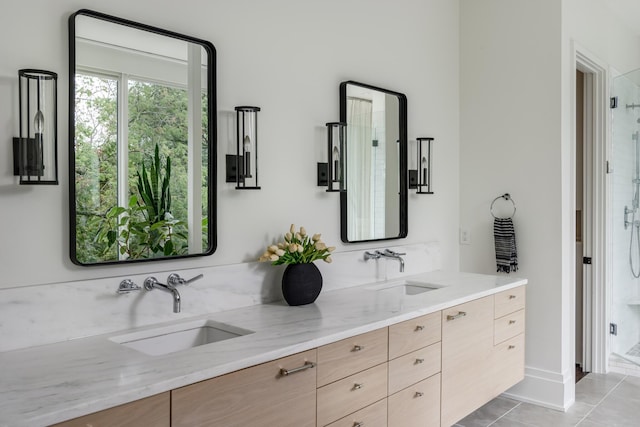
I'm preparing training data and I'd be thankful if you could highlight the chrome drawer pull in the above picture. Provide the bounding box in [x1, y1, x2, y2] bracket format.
[415, 391, 424, 398]
[415, 358, 425, 364]
[446, 311, 467, 321]
[280, 361, 315, 376]
[353, 422, 364, 427]
[509, 295, 517, 299]
[509, 320, 517, 324]
[415, 325, 425, 331]
[508, 345, 516, 350]
[353, 383, 363, 390]
[352, 345, 365, 352]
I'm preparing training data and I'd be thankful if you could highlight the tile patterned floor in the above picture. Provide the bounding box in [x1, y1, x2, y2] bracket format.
[453, 373, 640, 427]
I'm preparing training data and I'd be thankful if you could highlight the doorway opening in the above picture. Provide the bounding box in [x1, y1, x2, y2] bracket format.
[573, 47, 609, 378]
[575, 68, 593, 379]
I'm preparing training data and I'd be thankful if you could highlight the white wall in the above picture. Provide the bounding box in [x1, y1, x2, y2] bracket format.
[460, 0, 565, 408]
[460, 0, 640, 411]
[0, 0, 460, 289]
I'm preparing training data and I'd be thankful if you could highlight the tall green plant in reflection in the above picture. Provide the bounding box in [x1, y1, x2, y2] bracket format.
[98, 144, 188, 259]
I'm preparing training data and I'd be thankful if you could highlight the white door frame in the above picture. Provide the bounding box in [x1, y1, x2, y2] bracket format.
[571, 42, 610, 374]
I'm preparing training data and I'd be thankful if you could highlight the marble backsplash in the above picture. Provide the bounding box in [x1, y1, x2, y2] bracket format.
[0, 242, 440, 352]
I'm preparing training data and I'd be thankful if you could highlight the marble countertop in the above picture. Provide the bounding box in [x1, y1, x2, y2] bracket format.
[0, 270, 526, 427]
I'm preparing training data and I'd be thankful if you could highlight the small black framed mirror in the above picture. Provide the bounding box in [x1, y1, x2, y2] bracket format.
[339, 81, 408, 243]
[69, 9, 216, 265]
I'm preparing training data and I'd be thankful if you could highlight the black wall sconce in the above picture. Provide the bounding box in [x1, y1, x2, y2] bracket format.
[317, 122, 346, 192]
[13, 69, 58, 185]
[226, 106, 260, 189]
[409, 137, 434, 194]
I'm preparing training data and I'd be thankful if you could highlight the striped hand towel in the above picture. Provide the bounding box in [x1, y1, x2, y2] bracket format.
[494, 218, 518, 273]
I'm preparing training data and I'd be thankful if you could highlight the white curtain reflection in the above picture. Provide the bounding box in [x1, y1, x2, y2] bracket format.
[347, 97, 373, 240]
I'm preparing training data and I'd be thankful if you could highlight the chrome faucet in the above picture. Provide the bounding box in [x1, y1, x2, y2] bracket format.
[377, 249, 406, 272]
[364, 250, 382, 261]
[167, 273, 204, 287]
[144, 276, 181, 313]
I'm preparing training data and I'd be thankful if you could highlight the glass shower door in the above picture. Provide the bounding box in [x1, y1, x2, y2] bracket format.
[611, 68, 640, 366]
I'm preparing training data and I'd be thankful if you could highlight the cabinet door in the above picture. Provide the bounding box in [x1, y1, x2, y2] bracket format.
[388, 374, 440, 427]
[441, 296, 494, 427]
[51, 392, 169, 427]
[172, 349, 317, 427]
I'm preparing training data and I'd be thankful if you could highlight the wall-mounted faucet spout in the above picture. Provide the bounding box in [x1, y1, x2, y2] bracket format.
[144, 277, 181, 313]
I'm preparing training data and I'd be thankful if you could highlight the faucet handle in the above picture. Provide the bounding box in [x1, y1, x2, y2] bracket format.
[167, 273, 204, 287]
[384, 249, 406, 256]
[364, 251, 381, 261]
[143, 276, 161, 291]
[117, 279, 141, 294]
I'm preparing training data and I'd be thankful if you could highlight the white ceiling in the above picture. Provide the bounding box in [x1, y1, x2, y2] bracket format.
[605, 0, 640, 37]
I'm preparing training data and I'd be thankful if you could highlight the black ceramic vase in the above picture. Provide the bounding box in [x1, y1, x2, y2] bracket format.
[281, 263, 323, 306]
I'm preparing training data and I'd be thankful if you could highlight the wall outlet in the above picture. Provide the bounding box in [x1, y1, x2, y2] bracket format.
[460, 228, 471, 245]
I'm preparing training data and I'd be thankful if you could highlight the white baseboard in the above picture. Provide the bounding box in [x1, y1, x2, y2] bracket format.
[502, 365, 575, 411]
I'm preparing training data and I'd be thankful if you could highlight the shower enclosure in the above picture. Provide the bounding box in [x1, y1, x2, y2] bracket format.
[611, 68, 640, 368]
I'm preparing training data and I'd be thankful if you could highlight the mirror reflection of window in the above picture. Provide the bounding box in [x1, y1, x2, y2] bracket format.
[341, 81, 406, 243]
[72, 11, 213, 265]
[347, 97, 373, 241]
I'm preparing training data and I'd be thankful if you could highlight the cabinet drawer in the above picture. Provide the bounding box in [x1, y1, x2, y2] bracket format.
[494, 286, 525, 319]
[494, 309, 525, 345]
[388, 373, 440, 427]
[325, 398, 387, 427]
[491, 334, 525, 396]
[52, 392, 170, 427]
[172, 349, 317, 427]
[388, 342, 441, 395]
[317, 327, 388, 387]
[317, 363, 388, 427]
[389, 311, 441, 360]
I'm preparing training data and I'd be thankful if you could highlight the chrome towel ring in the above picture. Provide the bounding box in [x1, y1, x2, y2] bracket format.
[490, 193, 516, 219]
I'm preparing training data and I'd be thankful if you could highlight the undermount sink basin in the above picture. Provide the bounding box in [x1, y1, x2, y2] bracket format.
[109, 319, 254, 356]
[366, 280, 445, 295]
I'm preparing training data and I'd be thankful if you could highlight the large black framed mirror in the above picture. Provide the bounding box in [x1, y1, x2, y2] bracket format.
[340, 81, 408, 243]
[69, 9, 216, 266]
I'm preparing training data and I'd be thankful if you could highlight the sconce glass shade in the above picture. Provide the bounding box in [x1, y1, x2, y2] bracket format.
[325, 122, 346, 192]
[235, 106, 260, 189]
[414, 137, 434, 194]
[14, 69, 58, 185]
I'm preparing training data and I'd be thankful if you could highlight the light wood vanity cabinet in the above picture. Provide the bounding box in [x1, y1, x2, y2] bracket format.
[388, 312, 442, 427]
[51, 392, 170, 427]
[317, 327, 388, 387]
[316, 329, 389, 426]
[491, 288, 526, 397]
[325, 398, 387, 427]
[317, 363, 388, 426]
[441, 286, 526, 427]
[50, 286, 525, 427]
[388, 374, 441, 427]
[171, 349, 317, 427]
[388, 311, 441, 359]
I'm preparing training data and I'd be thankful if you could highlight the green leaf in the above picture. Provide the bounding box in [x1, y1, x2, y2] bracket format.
[107, 230, 116, 245]
[164, 240, 174, 256]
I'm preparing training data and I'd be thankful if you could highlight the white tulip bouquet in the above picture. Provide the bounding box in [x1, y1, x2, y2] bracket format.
[259, 224, 335, 265]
